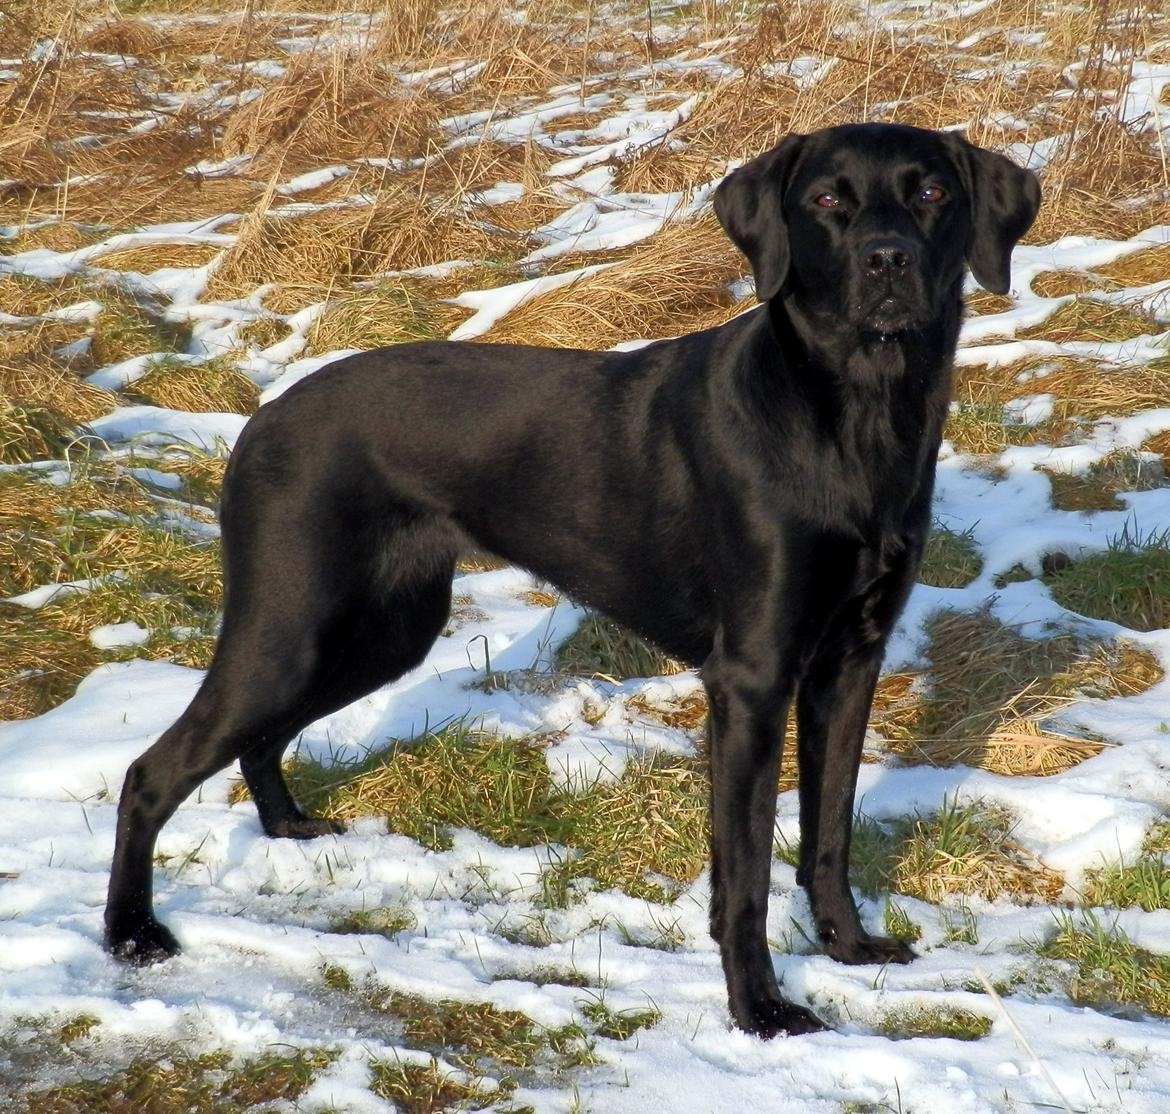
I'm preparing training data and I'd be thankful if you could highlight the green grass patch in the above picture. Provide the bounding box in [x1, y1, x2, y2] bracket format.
[89, 288, 190, 367]
[940, 902, 979, 946]
[1044, 911, 1170, 1018]
[579, 997, 661, 1041]
[944, 400, 1055, 455]
[56, 1015, 100, 1045]
[1043, 523, 1170, 631]
[1, 470, 223, 715]
[1045, 451, 1166, 513]
[283, 719, 709, 903]
[874, 1004, 992, 1041]
[373, 994, 554, 1070]
[328, 906, 417, 939]
[555, 612, 685, 680]
[0, 404, 81, 465]
[334, 984, 599, 1106]
[918, 522, 982, 588]
[368, 1060, 501, 1114]
[15, 1048, 335, 1114]
[884, 900, 922, 944]
[1082, 822, 1170, 912]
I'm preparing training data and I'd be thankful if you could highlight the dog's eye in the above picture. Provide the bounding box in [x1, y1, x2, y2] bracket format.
[814, 192, 840, 208]
[919, 185, 946, 203]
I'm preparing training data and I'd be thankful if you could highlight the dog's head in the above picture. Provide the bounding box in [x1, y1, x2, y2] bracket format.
[714, 123, 1040, 336]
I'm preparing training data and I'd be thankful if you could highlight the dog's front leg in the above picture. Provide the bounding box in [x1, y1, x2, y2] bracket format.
[704, 654, 826, 1037]
[796, 639, 916, 966]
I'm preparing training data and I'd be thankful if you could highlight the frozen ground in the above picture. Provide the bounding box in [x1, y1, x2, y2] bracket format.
[3, 3, 1170, 1112]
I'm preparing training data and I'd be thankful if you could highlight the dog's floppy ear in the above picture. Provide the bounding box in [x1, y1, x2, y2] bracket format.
[945, 133, 1041, 295]
[714, 134, 805, 302]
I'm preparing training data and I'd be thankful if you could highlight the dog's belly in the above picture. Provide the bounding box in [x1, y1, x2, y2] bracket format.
[457, 511, 717, 668]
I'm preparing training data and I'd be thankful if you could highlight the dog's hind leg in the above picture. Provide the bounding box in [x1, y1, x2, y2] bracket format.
[238, 742, 343, 839]
[105, 517, 456, 965]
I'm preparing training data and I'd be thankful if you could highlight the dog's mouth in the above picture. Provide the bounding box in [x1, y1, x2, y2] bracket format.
[858, 293, 921, 336]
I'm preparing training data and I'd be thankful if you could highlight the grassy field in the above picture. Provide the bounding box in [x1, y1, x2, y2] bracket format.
[3, 0, 1170, 1111]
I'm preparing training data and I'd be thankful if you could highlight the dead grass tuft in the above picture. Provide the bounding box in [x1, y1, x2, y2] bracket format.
[556, 613, 686, 681]
[1031, 245, 1170, 299]
[487, 217, 746, 349]
[307, 279, 469, 354]
[873, 611, 1160, 775]
[886, 801, 1064, 904]
[965, 291, 1015, 317]
[0, 363, 112, 425]
[1020, 298, 1158, 345]
[948, 357, 1170, 456]
[1032, 121, 1170, 242]
[626, 691, 708, 732]
[1145, 428, 1170, 470]
[126, 356, 259, 415]
[206, 189, 508, 302]
[222, 50, 441, 168]
[79, 19, 168, 59]
[90, 242, 224, 274]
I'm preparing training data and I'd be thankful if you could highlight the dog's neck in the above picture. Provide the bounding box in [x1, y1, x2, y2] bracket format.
[731, 289, 962, 538]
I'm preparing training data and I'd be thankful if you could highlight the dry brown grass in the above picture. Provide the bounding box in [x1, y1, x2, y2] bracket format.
[884, 803, 1065, 905]
[1145, 428, 1170, 469]
[0, 462, 220, 718]
[872, 611, 1162, 775]
[222, 51, 440, 171]
[0, 614, 104, 720]
[306, 280, 469, 354]
[626, 691, 708, 732]
[486, 216, 746, 348]
[0, 324, 95, 381]
[1031, 245, 1170, 299]
[0, 363, 112, 424]
[90, 242, 225, 274]
[947, 355, 1170, 456]
[965, 291, 1015, 317]
[127, 358, 259, 415]
[1020, 298, 1159, 345]
[205, 184, 510, 302]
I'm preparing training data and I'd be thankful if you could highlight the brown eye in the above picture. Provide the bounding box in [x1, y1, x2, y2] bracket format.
[815, 192, 840, 208]
[920, 185, 946, 203]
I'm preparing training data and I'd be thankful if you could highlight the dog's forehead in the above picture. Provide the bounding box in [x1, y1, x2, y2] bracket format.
[793, 125, 959, 187]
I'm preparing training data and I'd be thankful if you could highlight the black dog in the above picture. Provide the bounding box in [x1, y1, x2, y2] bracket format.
[105, 123, 1039, 1038]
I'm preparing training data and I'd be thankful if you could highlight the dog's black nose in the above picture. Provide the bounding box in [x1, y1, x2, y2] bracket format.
[863, 239, 917, 272]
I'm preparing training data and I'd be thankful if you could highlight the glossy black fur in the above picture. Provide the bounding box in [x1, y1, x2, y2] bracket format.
[105, 124, 1039, 1038]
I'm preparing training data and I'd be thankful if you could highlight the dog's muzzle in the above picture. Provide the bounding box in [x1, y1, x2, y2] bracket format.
[856, 236, 926, 333]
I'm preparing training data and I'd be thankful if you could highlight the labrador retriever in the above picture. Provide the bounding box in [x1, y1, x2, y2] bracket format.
[105, 123, 1040, 1038]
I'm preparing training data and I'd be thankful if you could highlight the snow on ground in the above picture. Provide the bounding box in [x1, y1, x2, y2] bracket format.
[3, 3, 1170, 1112]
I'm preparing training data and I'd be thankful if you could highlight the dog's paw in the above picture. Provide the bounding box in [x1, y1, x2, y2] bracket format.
[825, 932, 916, 967]
[105, 915, 181, 966]
[266, 816, 346, 840]
[733, 996, 828, 1039]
